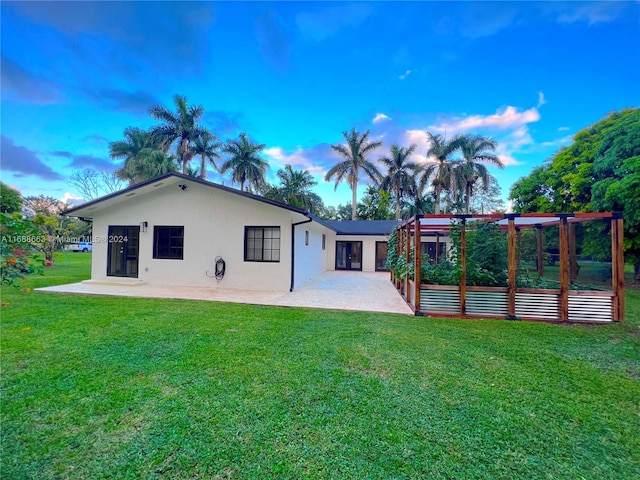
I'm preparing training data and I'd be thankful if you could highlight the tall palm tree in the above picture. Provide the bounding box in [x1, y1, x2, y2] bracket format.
[109, 127, 154, 163]
[115, 148, 178, 185]
[111, 127, 175, 185]
[148, 94, 207, 174]
[192, 131, 222, 180]
[419, 132, 466, 214]
[325, 128, 383, 220]
[457, 135, 503, 214]
[379, 143, 419, 220]
[274, 164, 324, 213]
[219, 133, 268, 192]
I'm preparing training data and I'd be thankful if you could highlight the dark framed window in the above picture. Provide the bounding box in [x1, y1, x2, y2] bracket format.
[322, 234, 326, 250]
[245, 226, 280, 262]
[153, 226, 184, 260]
[375, 241, 389, 272]
[305, 230, 309, 246]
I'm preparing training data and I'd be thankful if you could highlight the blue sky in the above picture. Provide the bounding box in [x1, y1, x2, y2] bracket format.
[1, 1, 639, 208]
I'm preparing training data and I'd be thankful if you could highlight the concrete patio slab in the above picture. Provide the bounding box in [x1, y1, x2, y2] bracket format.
[36, 271, 413, 315]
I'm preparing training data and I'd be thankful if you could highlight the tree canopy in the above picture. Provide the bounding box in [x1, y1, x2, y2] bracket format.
[509, 107, 640, 275]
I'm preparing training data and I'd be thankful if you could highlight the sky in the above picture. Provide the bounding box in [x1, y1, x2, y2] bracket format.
[1, 1, 639, 209]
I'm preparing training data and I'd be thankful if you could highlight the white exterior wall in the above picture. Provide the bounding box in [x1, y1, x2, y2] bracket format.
[292, 222, 332, 289]
[90, 182, 301, 291]
[326, 235, 390, 272]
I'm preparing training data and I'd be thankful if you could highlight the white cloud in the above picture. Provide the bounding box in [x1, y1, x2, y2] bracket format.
[551, 2, 626, 26]
[537, 91, 547, 108]
[61, 192, 85, 205]
[557, 126, 570, 131]
[373, 113, 391, 123]
[428, 105, 540, 134]
[399, 69, 411, 80]
[264, 146, 326, 175]
[541, 134, 574, 148]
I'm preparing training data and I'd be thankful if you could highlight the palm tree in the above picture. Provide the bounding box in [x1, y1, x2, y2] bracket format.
[192, 131, 221, 180]
[272, 165, 324, 213]
[148, 94, 207, 174]
[109, 127, 154, 163]
[115, 148, 178, 185]
[325, 128, 383, 220]
[219, 133, 268, 192]
[379, 143, 419, 220]
[457, 135, 503, 214]
[419, 132, 466, 214]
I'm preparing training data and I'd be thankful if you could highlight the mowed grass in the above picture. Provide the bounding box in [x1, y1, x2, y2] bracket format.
[1, 254, 639, 479]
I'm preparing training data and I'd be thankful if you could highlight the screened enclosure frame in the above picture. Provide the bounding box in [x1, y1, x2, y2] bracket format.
[391, 212, 625, 323]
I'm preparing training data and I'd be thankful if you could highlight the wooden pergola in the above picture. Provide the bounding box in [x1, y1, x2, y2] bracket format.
[392, 212, 625, 323]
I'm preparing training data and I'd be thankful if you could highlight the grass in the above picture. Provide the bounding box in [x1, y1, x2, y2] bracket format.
[1, 253, 639, 479]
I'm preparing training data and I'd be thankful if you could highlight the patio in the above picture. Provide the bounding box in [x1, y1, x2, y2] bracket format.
[37, 271, 414, 315]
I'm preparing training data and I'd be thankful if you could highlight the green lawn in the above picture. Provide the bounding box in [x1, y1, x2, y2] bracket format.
[2, 253, 639, 479]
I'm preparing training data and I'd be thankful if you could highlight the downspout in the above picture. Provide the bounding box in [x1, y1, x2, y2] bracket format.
[290, 216, 313, 292]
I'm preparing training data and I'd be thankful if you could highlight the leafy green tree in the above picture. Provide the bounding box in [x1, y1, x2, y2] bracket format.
[325, 128, 383, 220]
[379, 143, 419, 220]
[263, 165, 324, 214]
[110, 127, 177, 185]
[419, 132, 466, 214]
[0, 182, 23, 213]
[192, 131, 221, 180]
[116, 149, 178, 185]
[149, 94, 208, 174]
[457, 135, 503, 214]
[509, 107, 640, 278]
[0, 213, 43, 285]
[357, 186, 394, 220]
[220, 133, 268, 192]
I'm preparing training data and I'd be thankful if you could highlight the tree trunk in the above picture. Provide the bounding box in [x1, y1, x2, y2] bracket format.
[181, 138, 189, 174]
[351, 181, 357, 220]
[465, 184, 471, 214]
[434, 184, 441, 215]
[200, 155, 206, 180]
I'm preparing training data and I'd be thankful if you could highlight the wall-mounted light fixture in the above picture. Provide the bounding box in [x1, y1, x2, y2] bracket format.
[140, 221, 148, 233]
[178, 184, 187, 191]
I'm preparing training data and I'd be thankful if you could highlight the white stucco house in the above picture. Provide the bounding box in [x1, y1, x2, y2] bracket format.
[64, 172, 400, 292]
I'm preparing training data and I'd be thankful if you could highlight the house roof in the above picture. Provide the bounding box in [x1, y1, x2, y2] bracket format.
[64, 172, 309, 218]
[313, 218, 399, 235]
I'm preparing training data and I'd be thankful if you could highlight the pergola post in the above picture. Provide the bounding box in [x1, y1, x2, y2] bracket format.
[559, 217, 570, 321]
[611, 215, 625, 322]
[508, 217, 517, 319]
[536, 224, 544, 277]
[435, 233, 440, 264]
[414, 217, 421, 314]
[397, 227, 404, 292]
[459, 219, 467, 316]
[405, 221, 411, 298]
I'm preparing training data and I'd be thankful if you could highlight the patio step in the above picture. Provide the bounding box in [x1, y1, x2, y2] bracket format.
[82, 278, 147, 286]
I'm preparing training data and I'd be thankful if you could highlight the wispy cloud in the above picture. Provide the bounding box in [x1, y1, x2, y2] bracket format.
[0, 55, 62, 104]
[557, 126, 570, 132]
[428, 105, 540, 133]
[264, 146, 328, 176]
[541, 134, 574, 148]
[373, 113, 391, 123]
[399, 69, 411, 80]
[537, 91, 547, 108]
[296, 3, 372, 41]
[1, 136, 65, 181]
[458, 4, 518, 38]
[547, 2, 628, 26]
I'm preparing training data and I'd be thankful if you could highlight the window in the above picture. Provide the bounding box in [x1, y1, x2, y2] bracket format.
[322, 234, 326, 250]
[305, 230, 309, 246]
[245, 226, 280, 262]
[153, 226, 184, 259]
